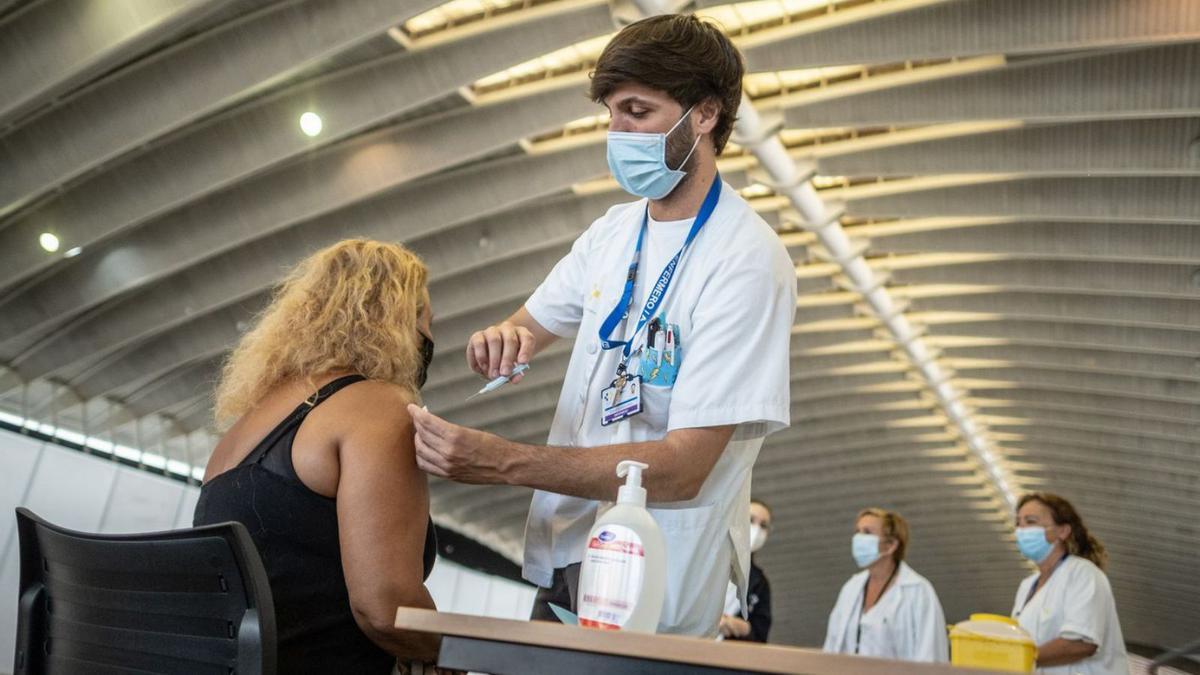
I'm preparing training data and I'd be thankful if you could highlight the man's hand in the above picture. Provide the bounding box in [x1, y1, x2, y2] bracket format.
[719, 614, 751, 639]
[467, 320, 536, 381]
[408, 405, 515, 485]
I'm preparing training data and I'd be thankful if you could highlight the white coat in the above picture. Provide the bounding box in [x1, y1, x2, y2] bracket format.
[1011, 555, 1128, 675]
[823, 562, 949, 663]
[521, 182, 797, 636]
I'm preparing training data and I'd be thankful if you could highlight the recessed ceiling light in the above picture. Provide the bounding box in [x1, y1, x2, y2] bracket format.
[299, 112, 323, 137]
[64, 246, 83, 258]
[39, 232, 59, 252]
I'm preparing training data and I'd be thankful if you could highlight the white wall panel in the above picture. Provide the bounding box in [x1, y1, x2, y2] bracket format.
[22, 443, 117, 533]
[484, 576, 528, 620]
[0, 433, 41, 562]
[424, 556, 459, 605]
[173, 486, 201, 529]
[425, 558, 536, 620]
[450, 567, 490, 617]
[99, 467, 188, 534]
[0, 541, 20, 672]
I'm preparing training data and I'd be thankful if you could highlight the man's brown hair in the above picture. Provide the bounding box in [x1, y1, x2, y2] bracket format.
[589, 14, 745, 154]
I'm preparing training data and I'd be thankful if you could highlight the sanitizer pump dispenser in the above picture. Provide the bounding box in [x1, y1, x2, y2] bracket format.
[577, 460, 666, 632]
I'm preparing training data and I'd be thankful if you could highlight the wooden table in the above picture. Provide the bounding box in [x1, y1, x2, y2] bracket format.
[396, 608, 1006, 675]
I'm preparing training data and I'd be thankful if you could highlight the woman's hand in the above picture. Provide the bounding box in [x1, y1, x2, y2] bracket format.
[719, 614, 751, 639]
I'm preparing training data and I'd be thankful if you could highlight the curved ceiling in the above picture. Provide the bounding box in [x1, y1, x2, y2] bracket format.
[1, 0, 1197, 649]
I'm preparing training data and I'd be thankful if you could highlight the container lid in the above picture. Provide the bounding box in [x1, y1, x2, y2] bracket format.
[951, 615, 1035, 644]
[970, 613, 1019, 627]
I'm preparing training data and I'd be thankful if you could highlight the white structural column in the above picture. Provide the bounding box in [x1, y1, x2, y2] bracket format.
[621, 0, 1018, 511]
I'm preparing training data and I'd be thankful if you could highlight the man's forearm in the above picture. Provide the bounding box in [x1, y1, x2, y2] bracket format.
[502, 435, 718, 503]
[409, 410, 731, 500]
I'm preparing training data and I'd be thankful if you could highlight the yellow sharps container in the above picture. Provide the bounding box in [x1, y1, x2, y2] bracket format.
[950, 613, 1037, 672]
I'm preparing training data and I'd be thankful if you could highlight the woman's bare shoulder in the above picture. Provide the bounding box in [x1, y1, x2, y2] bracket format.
[337, 378, 417, 405]
[318, 379, 420, 431]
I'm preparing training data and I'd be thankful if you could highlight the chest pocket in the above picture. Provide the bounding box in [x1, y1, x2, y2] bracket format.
[627, 314, 679, 432]
[638, 315, 683, 387]
[629, 381, 672, 433]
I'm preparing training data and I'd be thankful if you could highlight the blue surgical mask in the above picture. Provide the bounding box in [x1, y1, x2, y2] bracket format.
[852, 533, 881, 569]
[606, 106, 701, 200]
[1016, 526, 1054, 563]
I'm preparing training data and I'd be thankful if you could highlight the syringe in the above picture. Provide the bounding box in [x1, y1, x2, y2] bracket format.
[466, 363, 530, 401]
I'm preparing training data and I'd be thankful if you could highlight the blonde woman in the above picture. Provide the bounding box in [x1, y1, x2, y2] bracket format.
[824, 508, 948, 662]
[195, 240, 442, 674]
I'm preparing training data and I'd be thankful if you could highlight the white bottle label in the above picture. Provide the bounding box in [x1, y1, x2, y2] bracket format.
[578, 524, 645, 630]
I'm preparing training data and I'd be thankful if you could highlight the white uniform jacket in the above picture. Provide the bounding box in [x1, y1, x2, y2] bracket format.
[1011, 555, 1128, 675]
[823, 562, 949, 663]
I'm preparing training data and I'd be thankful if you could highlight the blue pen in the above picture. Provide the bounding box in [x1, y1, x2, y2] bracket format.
[466, 363, 530, 401]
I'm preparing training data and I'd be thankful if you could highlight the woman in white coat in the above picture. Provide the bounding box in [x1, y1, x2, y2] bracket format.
[1011, 493, 1128, 675]
[823, 508, 948, 662]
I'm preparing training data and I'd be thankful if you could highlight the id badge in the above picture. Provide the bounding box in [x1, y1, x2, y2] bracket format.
[601, 375, 642, 426]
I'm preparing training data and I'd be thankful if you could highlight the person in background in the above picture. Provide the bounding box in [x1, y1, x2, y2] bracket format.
[195, 240, 448, 674]
[824, 508, 948, 662]
[719, 498, 773, 642]
[1011, 493, 1128, 675]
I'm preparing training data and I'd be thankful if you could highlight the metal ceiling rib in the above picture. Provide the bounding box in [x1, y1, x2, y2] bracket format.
[0, 0, 614, 293]
[0, 0, 228, 129]
[736, 0, 1200, 69]
[0, 0, 451, 221]
[0, 0, 1197, 652]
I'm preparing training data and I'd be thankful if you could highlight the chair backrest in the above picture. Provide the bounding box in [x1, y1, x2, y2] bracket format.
[13, 507, 276, 675]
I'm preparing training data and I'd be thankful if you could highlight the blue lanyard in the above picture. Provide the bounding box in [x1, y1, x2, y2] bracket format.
[1022, 552, 1068, 611]
[597, 174, 722, 359]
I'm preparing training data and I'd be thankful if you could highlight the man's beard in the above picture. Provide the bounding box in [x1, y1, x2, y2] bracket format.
[665, 120, 698, 175]
[661, 121, 699, 197]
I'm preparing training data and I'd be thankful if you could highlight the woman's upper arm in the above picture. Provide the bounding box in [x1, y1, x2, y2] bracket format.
[334, 387, 432, 615]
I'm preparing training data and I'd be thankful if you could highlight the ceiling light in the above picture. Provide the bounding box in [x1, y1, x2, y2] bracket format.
[39, 233, 59, 252]
[64, 246, 82, 258]
[299, 112, 323, 137]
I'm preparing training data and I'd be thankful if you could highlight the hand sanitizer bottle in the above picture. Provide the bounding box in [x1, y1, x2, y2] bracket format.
[576, 460, 666, 633]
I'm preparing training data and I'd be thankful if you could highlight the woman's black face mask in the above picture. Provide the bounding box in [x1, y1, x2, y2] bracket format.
[416, 333, 435, 390]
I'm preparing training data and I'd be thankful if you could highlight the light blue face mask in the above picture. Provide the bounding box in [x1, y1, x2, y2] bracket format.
[852, 533, 882, 569]
[1016, 526, 1054, 563]
[606, 105, 701, 200]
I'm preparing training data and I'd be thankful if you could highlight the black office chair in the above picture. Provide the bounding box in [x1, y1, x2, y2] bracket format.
[13, 507, 276, 675]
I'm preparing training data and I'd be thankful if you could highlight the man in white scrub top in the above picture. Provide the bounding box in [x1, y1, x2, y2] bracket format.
[407, 14, 796, 636]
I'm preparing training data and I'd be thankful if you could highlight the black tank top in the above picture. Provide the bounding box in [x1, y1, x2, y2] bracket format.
[194, 375, 437, 674]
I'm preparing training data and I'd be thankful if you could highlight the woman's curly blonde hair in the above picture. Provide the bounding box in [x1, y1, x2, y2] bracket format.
[214, 239, 429, 429]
